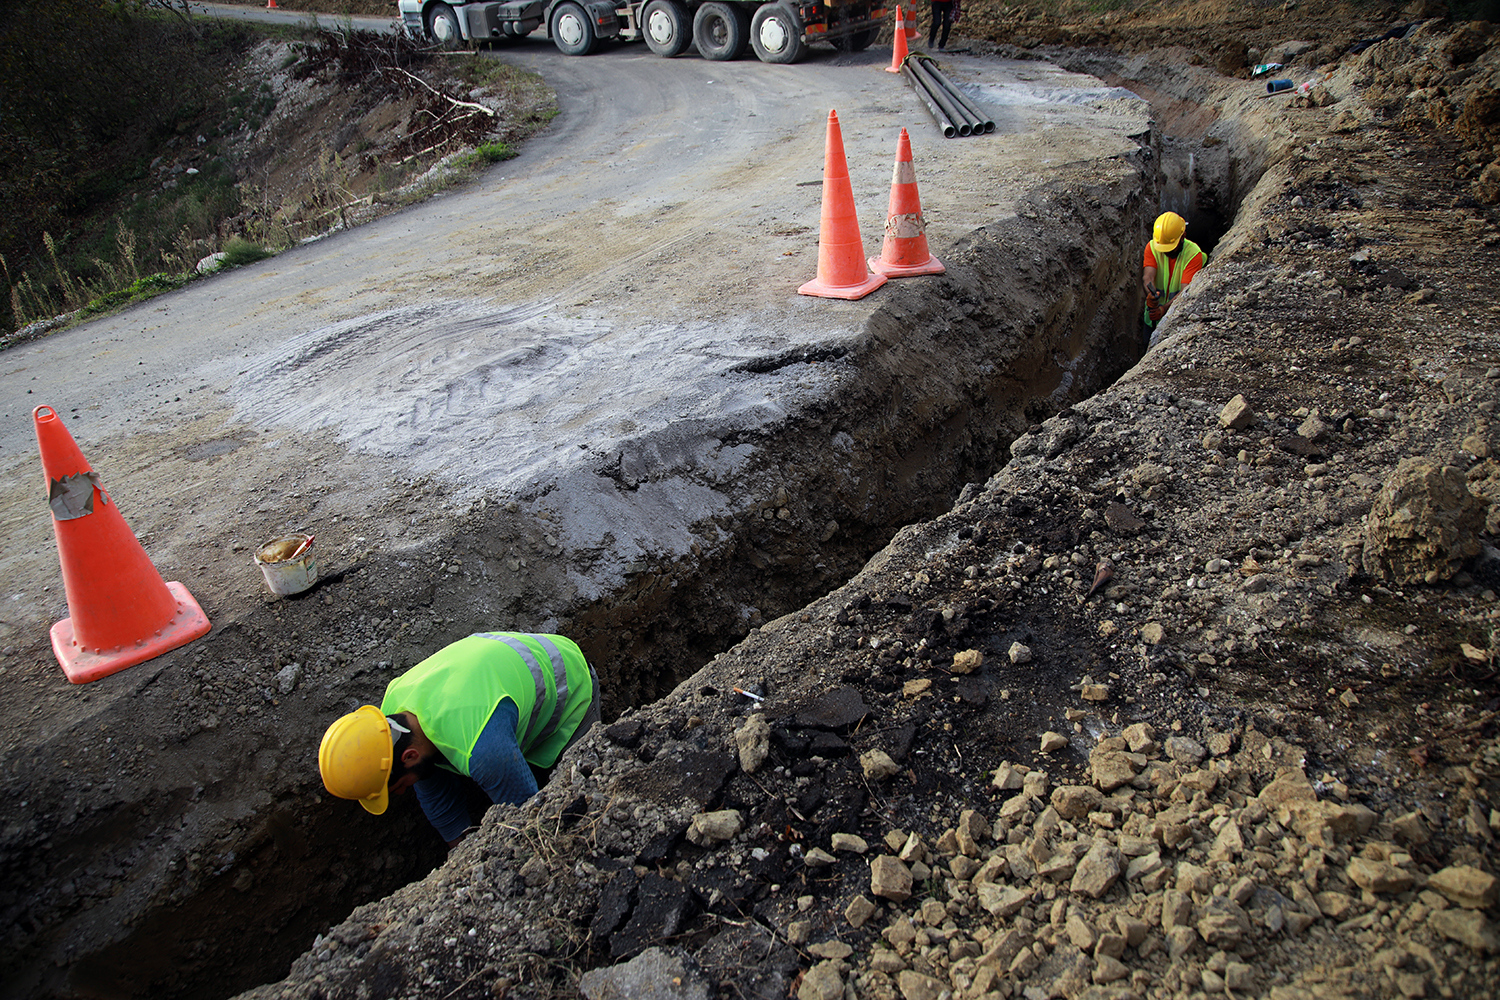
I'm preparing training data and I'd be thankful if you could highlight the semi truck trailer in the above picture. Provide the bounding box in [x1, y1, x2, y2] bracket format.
[397, 0, 888, 64]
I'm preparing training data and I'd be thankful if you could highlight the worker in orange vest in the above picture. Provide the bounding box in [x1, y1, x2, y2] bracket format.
[1143, 211, 1205, 346]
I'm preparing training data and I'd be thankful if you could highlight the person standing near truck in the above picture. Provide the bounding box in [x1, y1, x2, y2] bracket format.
[928, 0, 960, 50]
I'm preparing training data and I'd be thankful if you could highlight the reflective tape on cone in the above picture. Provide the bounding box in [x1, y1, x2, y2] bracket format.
[870, 128, 945, 278]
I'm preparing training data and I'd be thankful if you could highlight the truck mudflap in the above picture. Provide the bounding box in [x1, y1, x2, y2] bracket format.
[799, 3, 886, 45]
[584, 0, 623, 39]
[466, 1, 546, 38]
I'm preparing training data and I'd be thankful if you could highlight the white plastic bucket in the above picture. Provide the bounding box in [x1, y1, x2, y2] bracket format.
[255, 533, 317, 596]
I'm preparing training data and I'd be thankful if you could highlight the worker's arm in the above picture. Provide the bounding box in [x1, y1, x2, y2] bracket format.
[413, 769, 474, 847]
[467, 700, 541, 807]
[1142, 265, 1159, 296]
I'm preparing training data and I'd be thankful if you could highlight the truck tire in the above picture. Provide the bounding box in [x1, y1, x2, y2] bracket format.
[643, 0, 692, 57]
[427, 3, 466, 50]
[750, 4, 805, 64]
[552, 1, 600, 56]
[693, 2, 750, 61]
[831, 26, 879, 52]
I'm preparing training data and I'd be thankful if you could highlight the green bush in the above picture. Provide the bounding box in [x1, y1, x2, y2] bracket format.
[220, 237, 273, 269]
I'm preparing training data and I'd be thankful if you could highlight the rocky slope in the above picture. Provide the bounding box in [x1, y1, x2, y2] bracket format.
[236, 18, 1500, 1000]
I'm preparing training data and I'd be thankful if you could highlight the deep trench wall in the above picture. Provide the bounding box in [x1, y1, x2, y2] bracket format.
[0, 154, 1157, 1000]
[1047, 47, 1291, 245]
[568, 161, 1160, 712]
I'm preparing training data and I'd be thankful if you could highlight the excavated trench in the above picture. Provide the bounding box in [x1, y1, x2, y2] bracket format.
[3, 57, 1270, 1000]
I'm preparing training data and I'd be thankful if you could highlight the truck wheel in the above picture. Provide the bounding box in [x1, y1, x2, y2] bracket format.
[643, 0, 692, 57]
[551, 1, 600, 56]
[426, 3, 465, 50]
[831, 27, 879, 52]
[750, 4, 805, 64]
[693, 2, 750, 61]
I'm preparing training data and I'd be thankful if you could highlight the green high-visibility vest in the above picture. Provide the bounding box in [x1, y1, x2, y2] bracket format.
[381, 632, 593, 774]
[1149, 238, 1204, 296]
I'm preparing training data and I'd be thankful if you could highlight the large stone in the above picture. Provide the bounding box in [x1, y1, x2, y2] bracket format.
[1040, 731, 1070, 753]
[1071, 841, 1123, 898]
[734, 713, 771, 774]
[1293, 801, 1378, 846]
[976, 883, 1032, 917]
[1430, 908, 1500, 953]
[579, 946, 710, 1000]
[1428, 866, 1500, 910]
[1362, 458, 1485, 584]
[980, 927, 1031, 968]
[799, 960, 845, 1000]
[1396, 809, 1435, 846]
[1091, 751, 1140, 792]
[1052, 785, 1104, 820]
[870, 856, 913, 902]
[1346, 857, 1414, 894]
[951, 649, 984, 675]
[831, 833, 868, 854]
[1220, 394, 1255, 430]
[992, 763, 1027, 791]
[1164, 736, 1206, 766]
[1196, 897, 1252, 947]
[896, 970, 945, 1000]
[687, 809, 744, 846]
[1122, 722, 1158, 754]
[860, 749, 901, 781]
[610, 874, 693, 960]
[1209, 821, 1244, 861]
[845, 895, 877, 928]
[794, 686, 869, 730]
[1161, 889, 1193, 930]
[1093, 955, 1129, 984]
[957, 809, 990, 856]
[1257, 769, 1319, 817]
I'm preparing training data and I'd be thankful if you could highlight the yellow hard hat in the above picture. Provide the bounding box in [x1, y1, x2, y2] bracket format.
[1151, 212, 1187, 253]
[318, 705, 393, 815]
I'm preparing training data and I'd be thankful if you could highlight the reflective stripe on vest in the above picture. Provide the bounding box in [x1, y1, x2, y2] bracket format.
[474, 632, 570, 747]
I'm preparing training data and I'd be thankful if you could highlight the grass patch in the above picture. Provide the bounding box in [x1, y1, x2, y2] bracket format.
[221, 237, 274, 268]
[457, 142, 518, 168]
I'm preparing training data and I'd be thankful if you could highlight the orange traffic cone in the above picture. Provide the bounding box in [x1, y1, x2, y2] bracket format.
[267, 0, 279, 8]
[33, 405, 211, 684]
[887, 6, 910, 73]
[799, 110, 887, 301]
[870, 127, 945, 277]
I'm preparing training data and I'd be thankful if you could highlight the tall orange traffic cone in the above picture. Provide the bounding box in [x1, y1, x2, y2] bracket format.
[799, 110, 887, 301]
[887, 6, 910, 73]
[870, 128, 945, 277]
[33, 405, 211, 684]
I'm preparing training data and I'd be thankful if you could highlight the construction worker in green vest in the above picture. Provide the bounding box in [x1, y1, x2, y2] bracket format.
[318, 632, 601, 846]
[1143, 211, 1206, 347]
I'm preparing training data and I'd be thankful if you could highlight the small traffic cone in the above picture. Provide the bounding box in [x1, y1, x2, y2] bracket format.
[799, 110, 887, 301]
[267, 0, 279, 8]
[33, 405, 211, 684]
[869, 128, 945, 277]
[887, 6, 910, 73]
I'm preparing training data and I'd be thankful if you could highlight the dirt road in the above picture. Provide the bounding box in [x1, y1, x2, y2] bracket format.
[0, 40, 1147, 658]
